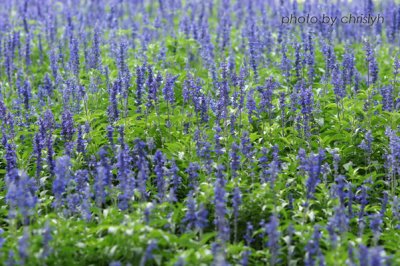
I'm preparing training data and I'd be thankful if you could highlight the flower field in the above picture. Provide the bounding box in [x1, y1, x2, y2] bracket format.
[1, 0, 400, 265]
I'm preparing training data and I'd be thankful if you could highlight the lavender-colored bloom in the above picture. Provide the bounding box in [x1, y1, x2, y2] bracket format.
[394, 56, 400, 78]
[154, 71, 163, 104]
[214, 164, 229, 243]
[244, 222, 254, 246]
[301, 149, 325, 202]
[232, 186, 242, 221]
[61, 108, 75, 143]
[365, 0, 375, 14]
[370, 60, 379, 85]
[144, 203, 153, 225]
[297, 148, 307, 172]
[182, 190, 208, 232]
[186, 162, 200, 189]
[6, 170, 37, 224]
[217, 62, 231, 115]
[5, 142, 17, 173]
[43, 73, 54, 98]
[380, 191, 389, 216]
[230, 143, 241, 178]
[25, 33, 31, 66]
[321, 42, 336, 80]
[369, 247, 387, 266]
[4, 35, 14, 84]
[247, 30, 259, 80]
[246, 89, 257, 123]
[305, 225, 322, 266]
[145, 66, 154, 99]
[332, 65, 345, 101]
[257, 77, 276, 117]
[330, 149, 340, 177]
[369, 213, 382, 238]
[280, 43, 291, 79]
[94, 166, 107, 207]
[21, 80, 31, 110]
[116, 129, 134, 209]
[74, 170, 89, 193]
[69, 38, 80, 77]
[266, 146, 280, 189]
[305, 33, 315, 83]
[80, 185, 92, 221]
[327, 205, 348, 246]
[294, 43, 303, 78]
[115, 40, 128, 76]
[154, 150, 166, 201]
[240, 131, 253, 160]
[196, 203, 209, 232]
[197, 141, 212, 169]
[43, 109, 55, 133]
[5, 249, 16, 266]
[385, 127, 400, 185]
[140, 241, 158, 266]
[211, 241, 229, 266]
[266, 214, 280, 265]
[163, 74, 179, 105]
[232, 186, 241, 242]
[200, 95, 209, 123]
[359, 130, 373, 156]
[342, 50, 355, 87]
[0, 229, 4, 249]
[279, 92, 286, 125]
[358, 185, 369, 236]
[364, 42, 379, 86]
[353, 71, 361, 94]
[106, 125, 114, 148]
[183, 76, 194, 104]
[300, 84, 313, 116]
[380, 86, 394, 111]
[49, 49, 58, 80]
[168, 160, 181, 202]
[259, 219, 266, 241]
[217, 1, 231, 50]
[146, 66, 159, 110]
[241, 250, 250, 266]
[91, 28, 101, 69]
[335, 175, 346, 205]
[52, 156, 71, 209]
[0, 101, 6, 122]
[33, 131, 44, 178]
[359, 244, 369, 266]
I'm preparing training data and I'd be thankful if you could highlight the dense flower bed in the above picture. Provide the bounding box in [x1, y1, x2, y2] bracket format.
[0, 0, 399, 265]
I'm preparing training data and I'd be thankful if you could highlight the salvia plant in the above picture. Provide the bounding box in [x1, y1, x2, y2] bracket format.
[0, 0, 400, 265]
